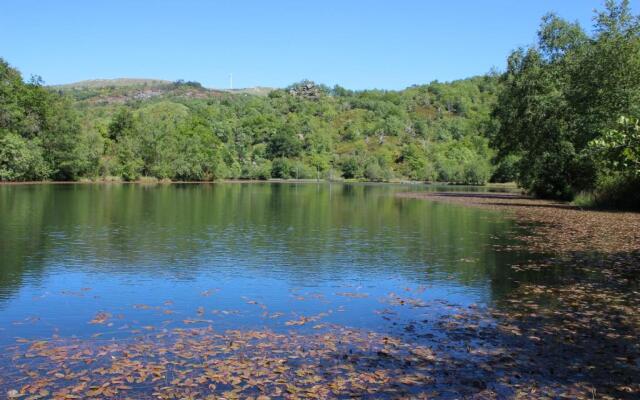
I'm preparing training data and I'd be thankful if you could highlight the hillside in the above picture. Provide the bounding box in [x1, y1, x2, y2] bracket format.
[52, 78, 274, 105]
[1, 57, 503, 183]
[52, 78, 172, 89]
[52, 78, 228, 105]
[225, 87, 274, 97]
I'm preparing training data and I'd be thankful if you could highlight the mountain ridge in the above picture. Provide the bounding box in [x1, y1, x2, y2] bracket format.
[51, 78, 274, 96]
[51, 78, 172, 88]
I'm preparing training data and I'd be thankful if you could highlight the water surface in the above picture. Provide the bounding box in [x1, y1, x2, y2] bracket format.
[3, 183, 634, 399]
[0, 183, 549, 398]
[0, 183, 541, 343]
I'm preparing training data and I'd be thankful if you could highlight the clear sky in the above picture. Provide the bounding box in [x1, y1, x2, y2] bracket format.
[1, 0, 637, 90]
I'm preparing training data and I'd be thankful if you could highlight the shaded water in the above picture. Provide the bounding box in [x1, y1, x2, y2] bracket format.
[0, 183, 541, 343]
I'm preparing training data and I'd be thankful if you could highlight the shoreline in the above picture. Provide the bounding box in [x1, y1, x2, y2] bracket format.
[398, 192, 640, 399]
[0, 179, 519, 188]
[398, 191, 640, 255]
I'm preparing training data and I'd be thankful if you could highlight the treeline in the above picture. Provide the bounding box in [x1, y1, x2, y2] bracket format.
[1, 60, 501, 184]
[492, 0, 640, 208]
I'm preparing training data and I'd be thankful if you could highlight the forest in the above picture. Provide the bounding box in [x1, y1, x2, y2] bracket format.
[1, 0, 638, 208]
[0, 64, 500, 185]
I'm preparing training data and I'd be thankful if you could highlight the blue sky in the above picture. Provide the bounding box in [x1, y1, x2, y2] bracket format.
[1, 1, 637, 90]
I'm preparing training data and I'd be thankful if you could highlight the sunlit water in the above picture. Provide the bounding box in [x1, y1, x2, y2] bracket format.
[0, 183, 534, 347]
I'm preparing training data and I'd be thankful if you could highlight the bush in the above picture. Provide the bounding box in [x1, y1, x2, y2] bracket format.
[491, 154, 519, 183]
[271, 158, 294, 179]
[364, 161, 384, 182]
[242, 159, 272, 180]
[520, 142, 584, 200]
[0, 133, 50, 181]
[340, 156, 363, 179]
[592, 174, 640, 210]
[289, 160, 315, 179]
[462, 158, 491, 185]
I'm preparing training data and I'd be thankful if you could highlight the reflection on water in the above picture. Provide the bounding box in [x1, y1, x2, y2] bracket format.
[0, 183, 550, 345]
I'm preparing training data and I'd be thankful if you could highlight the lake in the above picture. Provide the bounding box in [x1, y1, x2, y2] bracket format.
[0, 183, 555, 398]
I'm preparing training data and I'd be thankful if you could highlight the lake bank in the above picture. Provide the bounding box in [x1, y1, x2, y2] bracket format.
[0, 178, 520, 190]
[398, 191, 640, 254]
[400, 191, 640, 399]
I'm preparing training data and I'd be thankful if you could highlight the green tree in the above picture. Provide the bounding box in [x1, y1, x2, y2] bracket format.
[493, 0, 640, 199]
[0, 132, 50, 181]
[590, 116, 640, 177]
[267, 127, 303, 159]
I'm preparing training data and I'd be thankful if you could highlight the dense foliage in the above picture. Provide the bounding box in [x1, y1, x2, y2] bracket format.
[1, 60, 501, 184]
[492, 0, 640, 207]
[0, 60, 86, 181]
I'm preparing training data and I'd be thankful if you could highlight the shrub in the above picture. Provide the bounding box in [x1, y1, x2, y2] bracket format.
[0, 133, 50, 181]
[592, 174, 640, 210]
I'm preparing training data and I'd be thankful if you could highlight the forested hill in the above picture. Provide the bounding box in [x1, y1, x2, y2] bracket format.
[0, 60, 502, 183]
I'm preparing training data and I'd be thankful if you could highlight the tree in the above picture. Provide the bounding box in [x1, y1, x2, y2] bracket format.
[108, 108, 137, 141]
[340, 156, 363, 179]
[0, 58, 84, 180]
[0, 132, 50, 181]
[590, 116, 640, 178]
[492, 0, 640, 200]
[266, 127, 303, 159]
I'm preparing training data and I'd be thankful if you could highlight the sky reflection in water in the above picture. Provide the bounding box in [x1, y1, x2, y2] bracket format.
[0, 183, 538, 346]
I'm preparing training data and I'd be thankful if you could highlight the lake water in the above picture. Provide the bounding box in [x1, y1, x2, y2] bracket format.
[0, 183, 547, 398]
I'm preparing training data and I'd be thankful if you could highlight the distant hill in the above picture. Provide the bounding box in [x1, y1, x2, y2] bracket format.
[53, 78, 274, 95]
[50, 78, 274, 105]
[52, 78, 172, 89]
[224, 87, 274, 97]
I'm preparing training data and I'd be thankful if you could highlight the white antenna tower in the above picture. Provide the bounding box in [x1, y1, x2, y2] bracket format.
[229, 73, 233, 90]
